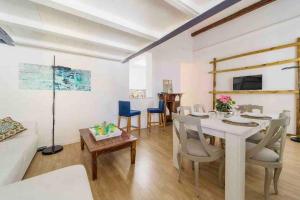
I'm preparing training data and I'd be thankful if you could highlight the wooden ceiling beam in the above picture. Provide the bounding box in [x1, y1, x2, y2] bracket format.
[191, 0, 277, 37]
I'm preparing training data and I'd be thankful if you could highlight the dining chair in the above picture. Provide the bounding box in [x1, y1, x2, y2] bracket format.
[177, 106, 192, 116]
[237, 104, 263, 113]
[193, 104, 206, 113]
[242, 104, 264, 143]
[178, 106, 215, 144]
[247, 111, 290, 153]
[246, 111, 290, 200]
[117, 101, 141, 136]
[147, 100, 166, 131]
[173, 113, 224, 197]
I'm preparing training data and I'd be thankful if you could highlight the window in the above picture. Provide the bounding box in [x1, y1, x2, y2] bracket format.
[129, 53, 152, 98]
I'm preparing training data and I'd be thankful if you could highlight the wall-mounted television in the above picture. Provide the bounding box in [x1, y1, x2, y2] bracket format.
[233, 75, 262, 90]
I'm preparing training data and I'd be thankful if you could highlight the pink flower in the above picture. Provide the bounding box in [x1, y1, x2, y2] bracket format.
[218, 95, 231, 104]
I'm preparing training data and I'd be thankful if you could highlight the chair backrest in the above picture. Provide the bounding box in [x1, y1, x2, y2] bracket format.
[173, 113, 214, 156]
[237, 104, 263, 113]
[193, 104, 206, 113]
[247, 111, 290, 162]
[177, 106, 192, 116]
[119, 101, 130, 116]
[271, 110, 290, 161]
[158, 100, 165, 111]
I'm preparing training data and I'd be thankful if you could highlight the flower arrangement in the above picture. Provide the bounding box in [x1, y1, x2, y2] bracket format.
[216, 95, 235, 112]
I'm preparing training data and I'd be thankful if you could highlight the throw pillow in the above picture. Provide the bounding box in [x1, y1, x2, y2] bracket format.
[0, 117, 26, 142]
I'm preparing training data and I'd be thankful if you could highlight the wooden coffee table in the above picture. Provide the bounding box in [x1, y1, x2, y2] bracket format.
[79, 128, 138, 180]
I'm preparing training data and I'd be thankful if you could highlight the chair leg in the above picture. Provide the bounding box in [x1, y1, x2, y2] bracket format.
[177, 152, 182, 182]
[218, 157, 225, 188]
[127, 117, 131, 134]
[159, 113, 162, 126]
[147, 112, 149, 128]
[117, 116, 121, 128]
[274, 167, 282, 195]
[194, 161, 200, 197]
[220, 138, 225, 149]
[163, 113, 166, 128]
[210, 136, 215, 145]
[264, 168, 273, 200]
[149, 113, 152, 132]
[138, 115, 141, 136]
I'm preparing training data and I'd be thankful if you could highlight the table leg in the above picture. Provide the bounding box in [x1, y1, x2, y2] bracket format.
[131, 141, 136, 164]
[91, 152, 97, 180]
[172, 123, 180, 169]
[225, 134, 246, 200]
[80, 136, 84, 150]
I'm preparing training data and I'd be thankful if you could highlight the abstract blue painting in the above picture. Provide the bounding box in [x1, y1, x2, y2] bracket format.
[19, 63, 91, 91]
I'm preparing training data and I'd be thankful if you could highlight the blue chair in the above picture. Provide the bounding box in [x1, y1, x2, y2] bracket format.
[118, 101, 141, 135]
[147, 100, 166, 130]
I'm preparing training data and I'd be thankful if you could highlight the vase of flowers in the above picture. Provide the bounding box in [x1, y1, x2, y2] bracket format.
[216, 95, 235, 113]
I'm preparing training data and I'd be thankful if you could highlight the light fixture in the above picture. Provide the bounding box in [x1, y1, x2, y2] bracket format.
[42, 56, 71, 155]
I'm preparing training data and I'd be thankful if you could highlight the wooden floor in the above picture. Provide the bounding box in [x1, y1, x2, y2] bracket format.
[25, 125, 300, 200]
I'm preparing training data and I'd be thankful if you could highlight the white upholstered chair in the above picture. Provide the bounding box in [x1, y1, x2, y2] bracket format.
[243, 104, 265, 144]
[237, 104, 263, 113]
[246, 111, 290, 200]
[173, 114, 224, 197]
[193, 104, 206, 113]
[177, 106, 215, 144]
[248, 110, 290, 153]
[177, 106, 192, 116]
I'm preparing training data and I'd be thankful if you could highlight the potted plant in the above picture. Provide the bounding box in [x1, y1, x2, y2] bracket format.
[216, 95, 235, 114]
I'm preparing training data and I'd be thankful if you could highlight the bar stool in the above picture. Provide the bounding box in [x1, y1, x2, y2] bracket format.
[147, 100, 166, 131]
[117, 101, 141, 136]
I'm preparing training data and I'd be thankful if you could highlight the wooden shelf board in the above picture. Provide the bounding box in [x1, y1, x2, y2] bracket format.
[209, 90, 299, 94]
[209, 58, 300, 74]
[209, 41, 300, 64]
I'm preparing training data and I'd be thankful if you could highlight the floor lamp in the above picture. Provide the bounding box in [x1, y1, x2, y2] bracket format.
[42, 56, 71, 155]
[281, 66, 300, 143]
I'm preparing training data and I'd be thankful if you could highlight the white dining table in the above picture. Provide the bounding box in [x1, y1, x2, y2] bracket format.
[172, 114, 273, 200]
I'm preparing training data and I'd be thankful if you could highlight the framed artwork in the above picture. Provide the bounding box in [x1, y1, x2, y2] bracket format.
[19, 63, 91, 91]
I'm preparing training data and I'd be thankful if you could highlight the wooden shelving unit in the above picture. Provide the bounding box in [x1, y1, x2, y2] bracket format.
[210, 38, 300, 134]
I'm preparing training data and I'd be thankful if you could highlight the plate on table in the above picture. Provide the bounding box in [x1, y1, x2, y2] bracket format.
[241, 112, 272, 120]
[223, 116, 259, 127]
[190, 112, 209, 118]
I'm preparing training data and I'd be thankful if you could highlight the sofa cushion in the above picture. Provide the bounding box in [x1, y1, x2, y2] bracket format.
[0, 165, 94, 200]
[0, 117, 26, 142]
[0, 121, 38, 186]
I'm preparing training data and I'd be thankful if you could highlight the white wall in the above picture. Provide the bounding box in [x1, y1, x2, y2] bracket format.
[188, 0, 300, 134]
[0, 45, 129, 146]
[151, 31, 194, 101]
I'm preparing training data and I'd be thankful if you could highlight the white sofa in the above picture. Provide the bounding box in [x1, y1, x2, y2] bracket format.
[0, 165, 94, 200]
[0, 121, 38, 186]
[0, 121, 94, 199]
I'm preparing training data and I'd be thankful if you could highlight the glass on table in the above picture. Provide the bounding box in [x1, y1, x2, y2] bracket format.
[208, 111, 216, 119]
[233, 107, 241, 116]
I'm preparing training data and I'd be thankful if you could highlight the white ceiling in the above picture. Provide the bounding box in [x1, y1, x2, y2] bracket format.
[0, 0, 248, 62]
